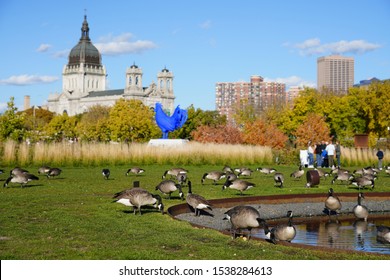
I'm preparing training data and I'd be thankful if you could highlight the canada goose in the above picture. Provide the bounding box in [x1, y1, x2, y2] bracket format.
[102, 169, 110, 180]
[225, 172, 238, 182]
[113, 187, 164, 215]
[324, 188, 342, 215]
[331, 171, 352, 185]
[162, 167, 188, 179]
[352, 192, 369, 221]
[261, 211, 296, 244]
[234, 167, 253, 177]
[237, 168, 253, 177]
[331, 166, 349, 175]
[376, 225, 390, 244]
[155, 180, 184, 200]
[223, 205, 262, 239]
[290, 165, 304, 179]
[47, 167, 62, 178]
[186, 181, 212, 216]
[4, 172, 39, 188]
[350, 176, 375, 190]
[256, 167, 277, 175]
[273, 172, 284, 188]
[10, 167, 29, 176]
[222, 178, 255, 195]
[201, 171, 226, 185]
[38, 166, 51, 175]
[126, 167, 145, 176]
[176, 171, 188, 186]
[222, 165, 234, 173]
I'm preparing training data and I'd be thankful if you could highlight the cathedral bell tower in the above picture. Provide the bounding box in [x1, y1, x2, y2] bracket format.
[157, 67, 174, 97]
[124, 63, 144, 96]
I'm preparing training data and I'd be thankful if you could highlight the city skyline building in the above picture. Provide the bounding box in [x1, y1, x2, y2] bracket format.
[317, 54, 354, 93]
[215, 75, 286, 123]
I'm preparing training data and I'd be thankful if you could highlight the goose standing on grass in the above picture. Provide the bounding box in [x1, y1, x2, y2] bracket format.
[162, 167, 188, 179]
[4, 172, 39, 188]
[260, 211, 296, 244]
[324, 188, 342, 216]
[10, 167, 29, 176]
[126, 167, 145, 176]
[201, 171, 226, 185]
[176, 171, 188, 186]
[38, 166, 51, 175]
[155, 180, 184, 200]
[47, 167, 62, 178]
[113, 187, 164, 215]
[102, 169, 110, 180]
[290, 165, 304, 179]
[223, 205, 262, 240]
[256, 167, 277, 175]
[331, 171, 352, 185]
[376, 225, 390, 244]
[350, 176, 375, 190]
[273, 172, 284, 188]
[353, 192, 369, 221]
[186, 181, 212, 216]
[222, 178, 255, 195]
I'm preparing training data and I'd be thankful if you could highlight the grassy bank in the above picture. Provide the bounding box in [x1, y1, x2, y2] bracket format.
[0, 164, 389, 260]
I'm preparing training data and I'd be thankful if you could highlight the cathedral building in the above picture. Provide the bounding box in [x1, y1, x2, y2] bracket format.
[47, 15, 175, 116]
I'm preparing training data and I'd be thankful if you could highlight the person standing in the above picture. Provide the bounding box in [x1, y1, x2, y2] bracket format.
[326, 141, 336, 168]
[335, 141, 341, 168]
[307, 141, 315, 168]
[376, 149, 384, 170]
[315, 141, 322, 167]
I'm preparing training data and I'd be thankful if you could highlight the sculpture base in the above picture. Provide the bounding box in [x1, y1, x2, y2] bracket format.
[148, 139, 189, 147]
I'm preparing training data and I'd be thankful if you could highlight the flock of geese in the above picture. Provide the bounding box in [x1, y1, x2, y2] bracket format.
[1, 163, 389, 245]
[1, 166, 62, 188]
[109, 164, 390, 244]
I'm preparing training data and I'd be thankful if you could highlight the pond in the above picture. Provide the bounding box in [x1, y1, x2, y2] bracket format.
[169, 192, 390, 256]
[253, 215, 390, 255]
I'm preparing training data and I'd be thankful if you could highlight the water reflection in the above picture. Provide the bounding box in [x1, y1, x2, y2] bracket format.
[255, 216, 390, 255]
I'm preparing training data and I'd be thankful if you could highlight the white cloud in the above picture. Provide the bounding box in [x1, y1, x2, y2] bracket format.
[291, 38, 381, 56]
[36, 44, 52, 52]
[199, 20, 212, 29]
[0, 75, 59, 86]
[0, 102, 7, 113]
[95, 33, 157, 56]
[265, 75, 316, 89]
[52, 49, 69, 58]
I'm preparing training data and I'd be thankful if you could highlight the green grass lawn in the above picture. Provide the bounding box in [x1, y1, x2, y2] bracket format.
[0, 164, 389, 260]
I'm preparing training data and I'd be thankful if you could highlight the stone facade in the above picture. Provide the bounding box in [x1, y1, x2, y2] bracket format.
[47, 15, 174, 116]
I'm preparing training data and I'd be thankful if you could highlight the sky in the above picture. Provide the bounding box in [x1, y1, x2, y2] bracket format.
[0, 0, 389, 112]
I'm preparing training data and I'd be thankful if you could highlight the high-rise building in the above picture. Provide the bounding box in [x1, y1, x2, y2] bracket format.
[317, 55, 354, 93]
[215, 75, 286, 123]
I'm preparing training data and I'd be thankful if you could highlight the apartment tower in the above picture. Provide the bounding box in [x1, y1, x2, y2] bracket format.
[317, 55, 354, 93]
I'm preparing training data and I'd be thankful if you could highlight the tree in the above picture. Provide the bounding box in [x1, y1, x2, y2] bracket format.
[0, 97, 25, 141]
[108, 99, 160, 142]
[171, 105, 226, 140]
[242, 119, 288, 149]
[44, 113, 79, 141]
[76, 105, 110, 141]
[293, 113, 331, 148]
[191, 124, 243, 144]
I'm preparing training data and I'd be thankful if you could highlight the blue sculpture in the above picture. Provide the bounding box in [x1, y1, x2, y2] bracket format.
[155, 103, 188, 139]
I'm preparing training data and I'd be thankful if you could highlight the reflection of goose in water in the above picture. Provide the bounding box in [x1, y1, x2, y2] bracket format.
[353, 220, 368, 247]
[325, 219, 341, 245]
[376, 225, 390, 244]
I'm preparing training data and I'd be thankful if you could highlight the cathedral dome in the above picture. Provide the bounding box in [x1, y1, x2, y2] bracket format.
[68, 15, 102, 67]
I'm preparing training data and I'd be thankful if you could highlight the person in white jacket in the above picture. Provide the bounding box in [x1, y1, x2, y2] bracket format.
[325, 141, 336, 168]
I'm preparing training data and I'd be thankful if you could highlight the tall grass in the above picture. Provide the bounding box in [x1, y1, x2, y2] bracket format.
[1, 140, 388, 167]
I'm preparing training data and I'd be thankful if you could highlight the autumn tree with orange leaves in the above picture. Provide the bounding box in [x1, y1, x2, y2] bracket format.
[242, 119, 288, 149]
[191, 125, 243, 144]
[293, 113, 331, 148]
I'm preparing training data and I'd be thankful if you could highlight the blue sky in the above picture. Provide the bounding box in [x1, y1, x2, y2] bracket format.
[0, 0, 389, 112]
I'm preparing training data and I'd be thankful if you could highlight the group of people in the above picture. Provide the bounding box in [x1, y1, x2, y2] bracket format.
[307, 140, 341, 168]
[307, 140, 385, 170]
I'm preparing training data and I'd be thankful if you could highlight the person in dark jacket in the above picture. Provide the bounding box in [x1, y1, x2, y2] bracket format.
[376, 149, 384, 170]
